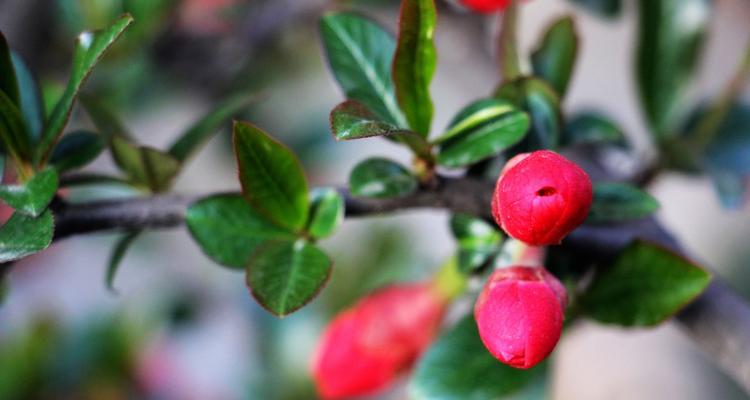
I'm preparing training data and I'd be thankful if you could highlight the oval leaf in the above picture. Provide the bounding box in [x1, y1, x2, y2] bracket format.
[636, 0, 710, 137]
[531, 16, 578, 97]
[0, 210, 54, 262]
[186, 194, 296, 269]
[437, 99, 517, 143]
[587, 182, 660, 224]
[581, 240, 712, 326]
[0, 32, 20, 107]
[437, 108, 529, 168]
[330, 100, 412, 141]
[307, 188, 345, 239]
[11, 53, 44, 142]
[349, 158, 417, 199]
[50, 130, 104, 173]
[410, 316, 547, 400]
[246, 240, 332, 317]
[319, 13, 406, 127]
[0, 167, 58, 217]
[37, 14, 134, 162]
[393, 0, 437, 136]
[495, 77, 562, 152]
[234, 121, 309, 232]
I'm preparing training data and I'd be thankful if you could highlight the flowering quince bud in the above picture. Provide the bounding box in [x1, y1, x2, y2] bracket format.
[492, 150, 593, 246]
[460, 0, 512, 13]
[474, 266, 567, 369]
[311, 283, 448, 399]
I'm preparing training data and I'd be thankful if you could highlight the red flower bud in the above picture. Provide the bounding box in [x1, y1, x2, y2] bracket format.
[474, 266, 567, 369]
[312, 283, 447, 399]
[460, 0, 512, 13]
[492, 150, 592, 246]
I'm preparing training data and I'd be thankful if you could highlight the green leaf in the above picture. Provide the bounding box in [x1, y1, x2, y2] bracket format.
[307, 188, 345, 239]
[186, 195, 297, 269]
[437, 103, 529, 168]
[587, 183, 660, 224]
[531, 16, 578, 97]
[37, 14, 134, 163]
[450, 214, 502, 273]
[246, 239, 332, 317]
[0, 168, 58, 217]
[234, 121, 309, 232]
[319, 13, 406, 127]
[582, 241, 711, 326]
[709, 170, 746, 209]
[105, 231, 140, 293]
[569, 0, 622, 19]
[330, 100, 412, 141]
[496, 77, 562, 151]
[636, 0, 709, 137]
[110, 136, 180, 193]
[0, 153, 4, 182]
[0, 32, 20, 107]
[437, 99, 516, 143]
[49, 130, 104, 173]
[410, 316, 547, 400]
[0, 86, 30, 162]
[168, 94, 255, 163]
[393, 0, 437, 136]
[11, 53, 44, 142]
[79, 94, 131, 139]
[702, 102, 750, 175]
[563, 112, 625, 147]
[0, 210, 54, 262]
[349, 158, 417, 198]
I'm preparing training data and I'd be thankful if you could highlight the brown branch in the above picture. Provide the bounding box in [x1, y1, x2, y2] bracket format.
[48, 175, 750, 393]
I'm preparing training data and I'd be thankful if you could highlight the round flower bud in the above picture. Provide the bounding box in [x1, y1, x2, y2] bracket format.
[474, 266, 567, 369]
[492, 150, 592, 246]
[460, 0, 512, 13]
[311, 283, 447, 399]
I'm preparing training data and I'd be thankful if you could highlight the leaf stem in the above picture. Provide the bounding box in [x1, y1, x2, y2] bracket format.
[497, 0, 522, 82]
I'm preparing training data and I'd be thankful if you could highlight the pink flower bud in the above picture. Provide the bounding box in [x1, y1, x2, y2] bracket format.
[460, 0, 512, 13]
[474, 266, 567, 369]
[492, 150, 592, 246]
[312, 283, 447, 399]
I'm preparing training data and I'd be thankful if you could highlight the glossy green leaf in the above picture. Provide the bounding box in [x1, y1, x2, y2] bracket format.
[437, 108, 529, 168]
[393, 0, 437, 136]
[330, 100, 412, 141]
[307, 188, 345, 239]
[0, 87, 30, 162]
[636, 0, 709, 137]
[105, 231, 140, 293]
[450, 214, 502, 273]
[186, 195, 296, 269]
[0, 210, 54, 262]
[37, 14, 133, 162]
[437, 99, 516, 143]
[410, 316, 547, 400]
[0, 168, 58, 217]
[569, 0, 622, 19]
[563, 112, 625, 147]
[11, 53, 43, 142]
[349, 158, 417, 198]
[496, 77, 562, 151]
[49, 130, 104, 173]
[587, 183, 660, 223]
[168, 94, 255, 163]
[0, 32, 20, 107]
[531, 16, 578, 97]
[319, 13, 406, 127]
[246, 239, 332, 317]
[582, 241, 711, 326]
[234, 121, 309, 232]
[110, 135, 147, 184]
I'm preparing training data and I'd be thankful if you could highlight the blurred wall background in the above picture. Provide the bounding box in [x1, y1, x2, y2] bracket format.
[0, 0, 749, 399]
